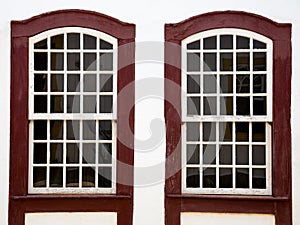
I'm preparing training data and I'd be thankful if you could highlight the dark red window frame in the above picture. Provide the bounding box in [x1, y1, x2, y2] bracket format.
[10, 9, 135, 225]
[164, 11, 292, 225]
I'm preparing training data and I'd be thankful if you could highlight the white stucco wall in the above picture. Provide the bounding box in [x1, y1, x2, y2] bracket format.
[0, 1, 299, 225]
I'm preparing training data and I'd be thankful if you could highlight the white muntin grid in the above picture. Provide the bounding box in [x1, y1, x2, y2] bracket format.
[181, 28, 273, 195]
[28, 27, 118, 194]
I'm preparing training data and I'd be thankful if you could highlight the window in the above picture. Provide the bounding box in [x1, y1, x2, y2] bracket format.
[182, 29, 272, 195]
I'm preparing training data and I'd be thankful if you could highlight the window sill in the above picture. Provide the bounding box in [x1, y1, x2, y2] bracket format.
[10, 194, 131, 200]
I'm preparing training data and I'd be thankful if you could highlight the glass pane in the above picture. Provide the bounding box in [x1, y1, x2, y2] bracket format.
[203, 144, 216, 164]
[50, 143, 63, 163]
[99, 120, 112, 140]
[50, 120, 63, 140]
[187, 40, 200, 49]
[33, 167, 46, 187]
[67, 74, 80, 92]
[84, 34, 96, 49]
[67, 144, 79, 164]
[100, 74, 113, 92]
[67, 53, 80, 71]
[219, 145, 232, 165]
[252, 122, 265, 142]
[236, 97, 250, 115]
[51, 74, 64, 92]
[236, 122, 249, 142]
[187, 75, 200, 93]
[187, 144, 200, 164]
[84, 74, 96, 92]
[83, 95, 96, 113]
[67, 95, 80, 113]
[220, 35, 233, 49]
[203, 75, 216, 93]
[34, 95, 47, 113]
[236, 168, 249, 188]
[186, 168, 200, 188]
[220, 75, 233, 93]
[186, 122, 199, 142]
[203, 168, 216, 188]
[220, 53, 233, 71]
[67, 120, 79, 140]
[187, 97, 200, 115]
[34, 53, 47, 71]
[50, 167, 63, 187]
[253, 40, 266, 49]
[219, 168, 232, 188]
[51, 95, 64, 113]
[253, 74, 266, 93]
[252, 145, 266, 165]
[82, 143, 96, 164]
[220, 97, 233, 115]
[236, 75, 250, 93]
[204, 97, 216, 115]
[203, 122, 216, 142]
[34, 120, 47, 140]
[219, 122, 232, 142]
[67, 33, 80, 49]
[99, 143, 112, 164]
[187, 53, 200, 72]
[34, 39, 47, 49]
[51, 34, 64, 49]
[84, 53, 96, 71]
[236, 145, 249, 165]
[66, 167, 79, 187]
[34, 74, 47, 92]
[253, 52, 266, 71]
[82, 167, 95, 187]
[237, 36, 249, 49]
[203, 53, 216, 71]
[203, 36, 216, 49]
[83, 120, 96, 140]
[100, 96, 113, 113]
[252, 168, 266, 189]
[253, 96, 267, 115]
[100, 53, 113, 71]
[51, 53, 64, 71]
[100, 39, 113, 49]
[236, 53, 250, 71]
[33, 143, 47, 164]
[98, 167, 112, 187]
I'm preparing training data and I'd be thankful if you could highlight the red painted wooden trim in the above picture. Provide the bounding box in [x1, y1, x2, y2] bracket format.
[164, 11, 292, 225]
[10, 10, 135, 225]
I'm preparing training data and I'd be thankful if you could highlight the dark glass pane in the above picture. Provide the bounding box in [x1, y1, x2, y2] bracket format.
[83, 120, 96, 140]
[84, 53, 96, 71]
[252, 122, 266, 142]
[186, 168, 200, 188]
[236, 145, 249, 165]
[33, 143, 47, 164]
[219, 145, 232, 165]
[236, 97, 250, 115]
[187, 97, 200, 115]
[50, 143, 63, 164]
[187, 40, 200, 49]
[186, 122, 199, 142]
[220, 53, 233, 71]
[84, 74, 96, 92]
[236, 75, 250, 93]
[82, 167, 95, 187]
[98, 167, 112, 187]
[253, 96, 267, 115]
[99, 120, 112, 140]
[203, 53, 216, 71]
[34, 120, 47, 140]
[83, 95, 96, 113]
[67, 120, 79, 140]
[253, 52, 266, 71]
[220, 35, 233, 49]
[100, 39, 113, 49]
[204, 97, 216, 115]
[253, 74, 266, 93]
[252, 145, 266, 165]
[187, 53, 200, 72]
[100, 53, 113, 71]
[253, 40, 266, 49]
[100, 96, 113, 113]
[84, 34, 96, 49]
[33, 167, 46, 187]
[237, 53, 250, 71]
[236, 122, 249, 142]
[34, 53, 47, 71]
[100, 74, 113, 92]
[67, 95, 80, 113]
[219, 122, 232, 142]
[34, 74, 47, 92]
[34, 95, 47, 113]
[67, 144, 79, 164]
[67, 33, 80, 49]
[50, 95, 64, 113]
[51, 74, 64, 92]
[203, 36, 216, 49]
[67, 53, 80, 71]
[82, 143, 96, 164]
[51, 34, 64, 49]
[34, 39, 47, 49]
[219, 168, 232, 188]
[66, 167, 79, 187]
[187, 75, 200, 93]
[67, 74, 80, 92]
[220, 75, 233, 93]
[220, 97, 233, 115]
[187, 144, 200, 164]
[203, 145, 216, 164]
[236, 168, 249, 188]
[50, 167, 63, 187]
[252, 168, 266, 189]
[203, 122, 216, 142]
[203, 75, 216, 93]
[203, 168, 216, 188]
[50, 120, 63, 140]
[51, 53, 64, 71]
[99, 143, 112, 164]
[237, 36, 249, 49]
